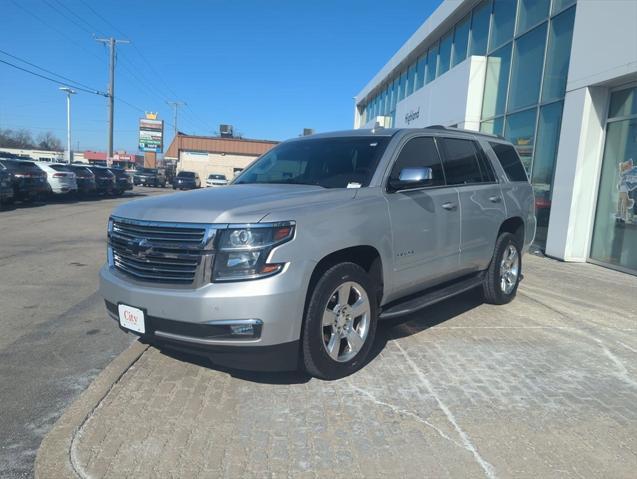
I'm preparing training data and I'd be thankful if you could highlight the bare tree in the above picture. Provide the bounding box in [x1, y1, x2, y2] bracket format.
[37, 132, 63, 151]
[0, 129, 63, 151]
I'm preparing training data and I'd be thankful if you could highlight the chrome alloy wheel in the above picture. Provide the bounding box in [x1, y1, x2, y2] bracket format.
[321, 281, 371, 363]
[500, 244, 520, 295]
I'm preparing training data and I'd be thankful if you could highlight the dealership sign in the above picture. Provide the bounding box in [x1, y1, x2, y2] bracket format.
[404, 107, 420, 125]
[138, 117, 164, 153]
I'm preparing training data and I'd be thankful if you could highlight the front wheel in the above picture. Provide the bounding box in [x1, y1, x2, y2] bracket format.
[302, 262, 377, 380]
[482, 232, 521, 305]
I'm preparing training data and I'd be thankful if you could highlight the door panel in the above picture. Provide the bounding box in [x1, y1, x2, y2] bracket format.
[457, 184, 506, 271]
[383, 135, 461, 298]
[386, 188, 461, 295]
[437, 137, 506, 272]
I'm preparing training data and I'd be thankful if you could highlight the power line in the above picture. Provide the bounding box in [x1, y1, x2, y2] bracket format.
[42, 0, 93, 35]
[51, 0, 105, 36]
[0, 58, 106, 96]
[9, 0, 103, 64]
[0, 49, 105, 95]
[77, 0, 210, 134]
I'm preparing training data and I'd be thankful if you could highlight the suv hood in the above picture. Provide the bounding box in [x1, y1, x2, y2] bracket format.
[113, 183, 357, 224]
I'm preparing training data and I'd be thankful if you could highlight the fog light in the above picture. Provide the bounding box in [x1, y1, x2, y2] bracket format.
[230, 324, 256, 336]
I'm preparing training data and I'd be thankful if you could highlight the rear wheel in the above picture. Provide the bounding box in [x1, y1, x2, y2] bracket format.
[482, 232, 521, 305]
[302, 263, 377, 380]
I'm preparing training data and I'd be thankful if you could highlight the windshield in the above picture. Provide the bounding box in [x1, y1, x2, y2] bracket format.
[50, 164, 72, 172]
[139, 168, 156, 174]
[209, 174, 226, 180]
[178, 171, 195, 178]
[234, 137, 390, 188]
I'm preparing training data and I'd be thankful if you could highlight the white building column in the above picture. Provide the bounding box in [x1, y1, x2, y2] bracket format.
[545, 86, 609, 261]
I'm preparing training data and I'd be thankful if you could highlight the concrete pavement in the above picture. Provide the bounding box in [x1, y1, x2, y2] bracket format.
[35, 255, 637, 478]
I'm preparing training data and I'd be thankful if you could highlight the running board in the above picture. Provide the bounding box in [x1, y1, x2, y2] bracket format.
[379, 272, 485, 320]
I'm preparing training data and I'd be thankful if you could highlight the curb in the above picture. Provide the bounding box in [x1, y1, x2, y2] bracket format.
[34, 340, 149, 479]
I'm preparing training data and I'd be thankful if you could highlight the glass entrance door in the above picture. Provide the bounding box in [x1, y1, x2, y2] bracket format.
[590, 86, 637, 274]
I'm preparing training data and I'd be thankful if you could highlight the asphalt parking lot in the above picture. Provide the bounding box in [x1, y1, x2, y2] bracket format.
[3, 188, 637, 479]
[0, 187, 172, 478]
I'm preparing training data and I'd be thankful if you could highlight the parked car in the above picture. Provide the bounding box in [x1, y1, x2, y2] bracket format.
[172, 171, 201, 189]
[109, 167, 134, 195]
[34, 162, 78, 196]
[0, 166, 14, 207]
[69, 164, 97, 195]
[87, 166, 116, 195]
[0, 158, 48, 202]
[206, 174, 229, 187]
[100, 127, 536, 379]
[134, 168, 166, 187]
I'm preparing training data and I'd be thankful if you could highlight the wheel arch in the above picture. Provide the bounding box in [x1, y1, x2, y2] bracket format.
[498, 216, 525, 249]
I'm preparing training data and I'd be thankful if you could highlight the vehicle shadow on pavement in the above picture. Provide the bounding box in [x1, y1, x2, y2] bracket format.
[151, 288, 484, 385]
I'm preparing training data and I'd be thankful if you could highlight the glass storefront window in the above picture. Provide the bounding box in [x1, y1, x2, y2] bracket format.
[416, 55, 426, 90]
[504, 107, 537, 173]
[542, 6, 575, 103]
[452, 15, 470, 67]
[552, 0, 576, 15]
[482, 43, 512, 119]
[531, 101, 563, 247]
[591, 87, 637, 273]
[489, 0, 517, 52]
[398, 72, 406, 102]
[407, 63, 417, 97]
[609, 87, 637, 118]
[437, 31, 453, 77]
[426, 45, 437, 83]
[390, 79, 397, 112]
[480, 116, 504, 135]
[517, 0, 549, 35]
[508, 23, 547, 112]
[470, 0, 491, 56]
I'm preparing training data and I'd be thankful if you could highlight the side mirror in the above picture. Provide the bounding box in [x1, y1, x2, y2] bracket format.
[389, 166, 433, 191]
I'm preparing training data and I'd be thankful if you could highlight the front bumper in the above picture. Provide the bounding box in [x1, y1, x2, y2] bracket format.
[99, 260, 314, 370]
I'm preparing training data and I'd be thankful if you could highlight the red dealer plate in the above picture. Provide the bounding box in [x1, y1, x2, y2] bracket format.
[118, 304, 146, 334]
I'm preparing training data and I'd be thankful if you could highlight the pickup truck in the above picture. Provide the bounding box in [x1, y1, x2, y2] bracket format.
[100, 127, 535, 379]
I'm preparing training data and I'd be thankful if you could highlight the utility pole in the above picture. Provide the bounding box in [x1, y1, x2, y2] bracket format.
[95, 37, 129, 163]
[166, 101, 185, 138]
[59, 87, 76, 164]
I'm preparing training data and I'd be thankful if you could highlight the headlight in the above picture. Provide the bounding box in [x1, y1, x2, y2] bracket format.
[213, 222, 294, 281]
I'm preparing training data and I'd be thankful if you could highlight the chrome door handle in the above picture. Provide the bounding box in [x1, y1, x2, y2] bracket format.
[442, 202, 457, 211]
[489, 196, 502, 203]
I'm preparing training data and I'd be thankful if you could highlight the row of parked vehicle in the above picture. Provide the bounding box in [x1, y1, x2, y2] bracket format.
[132, 168, 229, 190]
[0, 157, 133, 207]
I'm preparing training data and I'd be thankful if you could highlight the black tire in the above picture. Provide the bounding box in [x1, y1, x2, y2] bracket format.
[482, 232, 521, 305]
[302, 262, 378, 380]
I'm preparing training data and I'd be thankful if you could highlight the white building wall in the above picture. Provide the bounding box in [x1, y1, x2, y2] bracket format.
[393, 56, 486, 130]
[545, 0, 637, 261]
[179, 151, 259, 182]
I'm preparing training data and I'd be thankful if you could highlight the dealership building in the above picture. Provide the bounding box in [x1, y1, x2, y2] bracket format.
[164, 132, 278, 182]
[354, 0, 637, 275]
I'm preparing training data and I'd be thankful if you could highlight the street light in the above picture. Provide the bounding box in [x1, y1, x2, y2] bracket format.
[59, 87, 76, 164]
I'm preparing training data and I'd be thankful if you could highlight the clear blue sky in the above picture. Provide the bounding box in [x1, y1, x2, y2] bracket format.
[1, 0, 441, 153]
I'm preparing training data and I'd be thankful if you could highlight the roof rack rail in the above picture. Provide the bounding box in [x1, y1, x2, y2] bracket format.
[424, 125, 447, 129]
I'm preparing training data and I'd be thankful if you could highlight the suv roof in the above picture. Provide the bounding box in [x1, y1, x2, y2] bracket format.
[296, 125, 505, 142]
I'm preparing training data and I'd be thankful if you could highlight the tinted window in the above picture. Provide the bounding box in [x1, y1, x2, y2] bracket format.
[389, 137, 445, 187]
[50, 164, 72, 172]
[178, 171, 195, 178]
[235, 137, 390, 189]
[489, 142, 529, 182]
[475, 144, 497, 182]
[439, 138, 484, 185]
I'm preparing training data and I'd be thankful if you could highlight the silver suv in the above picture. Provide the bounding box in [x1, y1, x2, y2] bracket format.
[100, 127, 535, 379]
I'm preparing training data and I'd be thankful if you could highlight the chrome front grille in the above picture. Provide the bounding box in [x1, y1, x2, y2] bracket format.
[108, 216, 216, 286]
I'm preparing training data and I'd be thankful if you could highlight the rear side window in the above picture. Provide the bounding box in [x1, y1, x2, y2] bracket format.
[438, 138, 487, 185]
[489, 142, 528, 182]
[50, 165, 71, 172]
[389, 136, 445, 187]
